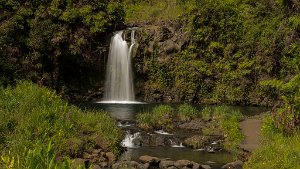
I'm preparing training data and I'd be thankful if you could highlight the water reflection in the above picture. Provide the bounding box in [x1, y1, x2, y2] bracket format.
[104, 104, 136, 120]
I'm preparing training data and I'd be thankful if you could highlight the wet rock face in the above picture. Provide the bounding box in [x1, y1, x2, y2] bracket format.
[132, 132, 181, 147]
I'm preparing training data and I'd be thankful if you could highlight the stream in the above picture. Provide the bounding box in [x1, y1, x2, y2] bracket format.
[77, 103, 267, 168]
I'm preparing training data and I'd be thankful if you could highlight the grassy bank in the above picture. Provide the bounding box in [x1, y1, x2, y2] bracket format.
[244, 115, 300, 169]
[0, 81, 123, 168]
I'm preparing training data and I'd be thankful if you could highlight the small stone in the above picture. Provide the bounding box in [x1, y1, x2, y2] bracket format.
[167, 167, 178, 169]
[83, 152, 92, 159]
[205, 161, 216, 164]
[139, 155, 160, 164]
[100, 162, 108, 168]
[99, 157, 107, 162]
[91, 164, 101, 169]
[221, 161, 243, 169]
[174, 160, 192, 168]
[106, 152, 116, 162]
[143, 163, 150, 169]
[200, 164, 211, 169]
[191, 161, 200, 169]
[72, 158, 86, 168]
[93, 149, 102, 154]
[159, 160, 175, 168]
[92, 153, 99, 157]
[100, 152, 106, 156]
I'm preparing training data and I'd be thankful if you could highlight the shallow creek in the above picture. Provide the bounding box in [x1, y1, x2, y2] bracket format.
[77, 103, 267, 168]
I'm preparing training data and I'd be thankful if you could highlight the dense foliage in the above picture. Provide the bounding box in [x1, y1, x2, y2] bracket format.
[0, 81, 123, 168]
[0, 0, 124, 90]
[135, 0, 300, 106]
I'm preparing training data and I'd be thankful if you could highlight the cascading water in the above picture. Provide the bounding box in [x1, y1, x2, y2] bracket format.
[102, 30, 136, 103]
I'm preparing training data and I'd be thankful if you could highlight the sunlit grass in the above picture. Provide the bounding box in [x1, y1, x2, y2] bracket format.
[244, 115, 300, 169]
[124, 0, 197, 24]
[137, 105, 174, 131]
[0, 81, 123, 168]
[177, 103, 199, 121]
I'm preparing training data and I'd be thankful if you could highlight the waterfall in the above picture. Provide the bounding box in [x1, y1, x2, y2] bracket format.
[102, 30, 136, 103]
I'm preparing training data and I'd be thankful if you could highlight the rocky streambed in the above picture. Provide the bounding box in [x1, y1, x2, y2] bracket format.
[74, 103, 267, 169]
[71, 118, 244, 169]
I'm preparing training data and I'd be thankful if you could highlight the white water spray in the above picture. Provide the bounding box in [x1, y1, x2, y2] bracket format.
[103, 30, 136, 102]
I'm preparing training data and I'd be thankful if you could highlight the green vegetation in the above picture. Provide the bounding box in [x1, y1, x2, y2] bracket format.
[137, 105, 175, 131]
[0, 0, 124, 90]
[201, 106, 244, 152]
[177, 104, 199, 121]
[245, 74, 300, 168]
[124, 0, 195, 24]
[0, 81, 123, 168]
[137, 104, 244, 152]
[134, 0, 300, 106]
[245, 115, 300, 169]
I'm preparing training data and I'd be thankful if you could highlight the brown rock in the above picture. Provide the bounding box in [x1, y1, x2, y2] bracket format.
[174, 160, 192, 168]
[200, 165, 211, 169]
[191, 161, 200, 169]
[106, 152, 116, 162]
[159, 160, 175, 168]
[92, 149, 102, 154]
[167, 166, 178, 169]
[179, 119, 204, 130]
[112, 161, 145, 169]
[100, 162, 108, 168]
[91, 164, 101, 169]
[221, 161, 243, 169]
[92, 153, 99, 158]
[139, 155, 160, 164]
[82, 152, 92, 159]
[72, 158, 87, 168]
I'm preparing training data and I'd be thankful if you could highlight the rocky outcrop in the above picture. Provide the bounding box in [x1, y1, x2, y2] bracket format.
[133, 24, 190, 102]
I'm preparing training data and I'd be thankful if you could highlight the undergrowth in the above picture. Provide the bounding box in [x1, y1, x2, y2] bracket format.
[0, 81, 123, 168]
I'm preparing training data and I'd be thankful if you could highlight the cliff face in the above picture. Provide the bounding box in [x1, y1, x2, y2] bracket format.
[132, 24, 191, 102]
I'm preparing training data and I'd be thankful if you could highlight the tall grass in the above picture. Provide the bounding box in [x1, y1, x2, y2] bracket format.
[0, 81, 123, 168]
[137, 105, 174, 131]
[177, 104, 199, 121]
